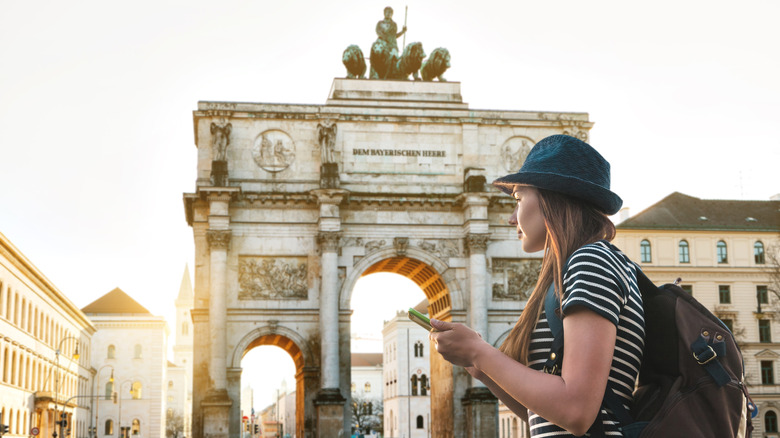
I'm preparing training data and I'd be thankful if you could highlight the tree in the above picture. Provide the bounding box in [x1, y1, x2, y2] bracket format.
[165, 410, 184, 438]
[766, 238, 780, 303]
[350, 393, 382, 435]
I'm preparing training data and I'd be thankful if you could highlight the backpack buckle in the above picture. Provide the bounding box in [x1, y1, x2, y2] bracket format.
[693, 345, 717, 365]
[543, 364, 559, 375]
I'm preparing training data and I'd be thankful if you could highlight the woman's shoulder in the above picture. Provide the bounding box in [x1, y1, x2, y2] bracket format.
[566, 240, 636, 277]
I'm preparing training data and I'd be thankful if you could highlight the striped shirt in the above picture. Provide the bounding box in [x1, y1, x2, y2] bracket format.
[527, 240, 645, 437]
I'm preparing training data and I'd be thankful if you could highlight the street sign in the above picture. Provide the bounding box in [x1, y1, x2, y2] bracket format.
[31, 427, 40, 436]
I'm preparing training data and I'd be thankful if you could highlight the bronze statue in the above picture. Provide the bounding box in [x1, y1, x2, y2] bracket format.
[421, 48, 451, 81]
[375, 7, 406, 57]
[342, 45, 366, 79]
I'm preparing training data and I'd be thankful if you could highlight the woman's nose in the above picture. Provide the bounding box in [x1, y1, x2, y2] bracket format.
[508, 205, 518, 225]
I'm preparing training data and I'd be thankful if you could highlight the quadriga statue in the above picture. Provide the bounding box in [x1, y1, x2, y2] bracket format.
[421, 48, 450, 81]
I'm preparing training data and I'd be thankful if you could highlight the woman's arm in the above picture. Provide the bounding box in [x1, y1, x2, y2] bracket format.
[431, 307, 615, 436]
[465, 366, 528, 422]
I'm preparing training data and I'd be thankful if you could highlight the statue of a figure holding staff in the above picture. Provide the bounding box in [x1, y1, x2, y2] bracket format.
[376, 6, 407, 57]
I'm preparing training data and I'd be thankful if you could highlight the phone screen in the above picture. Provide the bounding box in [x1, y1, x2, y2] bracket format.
[408, 308, 435, 332]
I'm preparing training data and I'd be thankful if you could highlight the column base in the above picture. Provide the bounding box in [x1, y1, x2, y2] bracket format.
[461, 387, 498, 438]
[314, 388, 346, 438]
[201, 389, 233, 438]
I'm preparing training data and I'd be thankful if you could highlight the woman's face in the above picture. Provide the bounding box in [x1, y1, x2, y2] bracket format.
[509, 186, 547, 252]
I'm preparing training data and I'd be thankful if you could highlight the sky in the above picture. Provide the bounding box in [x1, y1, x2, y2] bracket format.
[2, 0, 779, 409]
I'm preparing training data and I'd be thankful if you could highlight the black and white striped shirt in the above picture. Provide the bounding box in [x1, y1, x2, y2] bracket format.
[527, 240, 645, 437]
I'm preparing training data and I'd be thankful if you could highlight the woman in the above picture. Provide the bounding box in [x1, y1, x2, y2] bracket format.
[430, 134, 645, 437]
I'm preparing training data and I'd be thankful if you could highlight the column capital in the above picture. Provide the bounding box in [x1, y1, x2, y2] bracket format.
[207, 230, 232, 250]
[465, 233, 489, 254]
[318, 231, 342, 252]
[310, 188, 349, 205]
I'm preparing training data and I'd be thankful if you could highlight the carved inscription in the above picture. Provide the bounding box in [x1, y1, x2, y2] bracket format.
[238, 256, 308, 300]
[491, 259, 541, 301]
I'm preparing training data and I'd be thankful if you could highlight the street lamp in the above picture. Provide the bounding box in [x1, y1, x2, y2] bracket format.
[53, 336, 81, 438]
[117, 380, 135, 438]
[92, 366, 114, 438]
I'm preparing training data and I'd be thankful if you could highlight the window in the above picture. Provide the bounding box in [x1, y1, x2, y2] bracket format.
[420, 374, 428, 396]
[755, 241, 766, 264]
[719, 285, 731, 304]
[766, 411, 779, 433]
[717, 241, 728, 263]
[416, 415, 424, 429]
[131, 419, 140, 435]
[679, 240, 690, 263]
[640, 240, 652, 263]
[131, 381, 142, 399]
[105, 381, 114, 400]
[364, 382, 371, 393]
[414, 341, 424, 357]
[681, 285, 693, 295]
[758, 286, 769, 305]
[760, 320, 772, 343]
[107, 345, 115, 359]
[168, 380, 173, 389]
[761, 361, 775, 385]
[350, 382, 356, 392]
[105, 420, 114, 435]
[721, 319, 734, 332]
[182, 322, 188, 336]
[411, 375, 418, 396]
[134, 344, 142, 359]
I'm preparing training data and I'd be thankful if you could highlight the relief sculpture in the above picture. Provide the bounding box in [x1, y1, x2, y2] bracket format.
[252, 129, 296, 172]
[238, 256, 308, 300]
[492, 258, 541, 301]
[418, 239, 460, 258]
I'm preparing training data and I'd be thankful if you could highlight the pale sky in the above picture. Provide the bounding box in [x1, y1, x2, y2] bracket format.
[2, 0, 779, 410]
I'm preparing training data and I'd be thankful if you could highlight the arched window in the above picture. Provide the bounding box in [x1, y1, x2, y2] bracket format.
[679, 240, 690, 263]
[755, 241, 766, 264]
[107, 345, 115, 359]
[766, 410, 778, 433]
[717, 240, 728, 263]
[420, 374, 429, 396]
[182, 322, 188, 336]
[131, 381, 142, 400]
[410, 375, 418, 396]
[168, 380, 173, 389]
[351, 382, 356, 392]
[364, 382, 371, 393]
[640, 240, 652, 263]
[105, 419, 114, 435]
[134, 344, 142, 359]
[131, 419, 140, 435]
[105, 381, 114, 400]
[416, 415, 424, 429]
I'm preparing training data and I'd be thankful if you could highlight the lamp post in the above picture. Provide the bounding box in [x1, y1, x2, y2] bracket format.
[117, 380, 134, 438]
[92, 366, 114, 438]
[53, 336, 81, 438]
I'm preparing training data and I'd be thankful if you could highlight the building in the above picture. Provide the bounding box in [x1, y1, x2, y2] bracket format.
[82, 289, 169, 438]
[382, 308, 431, 438]
[0, 231, 95, 438]
[614, 192, 780, 436]
[166, 267, 193, 438]
[350, 353, 383, 436]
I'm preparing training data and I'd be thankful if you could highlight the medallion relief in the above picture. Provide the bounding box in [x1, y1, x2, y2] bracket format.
[238, 256, 308, 300]
[500, 136, 535, 172]
[252, 129, 296, 172]
[491, 258, 541, 301]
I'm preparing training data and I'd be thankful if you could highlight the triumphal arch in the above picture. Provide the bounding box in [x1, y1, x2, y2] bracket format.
[183, 78, 592, 438]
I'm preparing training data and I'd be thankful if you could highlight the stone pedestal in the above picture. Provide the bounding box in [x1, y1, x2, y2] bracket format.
[210, 160, 228, 186]
[320, 163, 339, 188]
[313, 388, 346, 438]
[461, 387, 498, 438]
[201, 389, 233, 438]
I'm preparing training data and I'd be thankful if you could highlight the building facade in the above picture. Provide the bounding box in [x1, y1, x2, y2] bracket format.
[382, 311, 432, 438]
[615, 192, 780, 437]
[82, 289, 169, 438]
[0, 231, 95, 438]
[167, 267, 194, 438]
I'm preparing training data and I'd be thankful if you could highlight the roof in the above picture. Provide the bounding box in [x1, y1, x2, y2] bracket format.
[176, 264, 193, 302]
[351, 353, 383, 367]
[617, 192, 780, 232]
[81, 287, 152, 314]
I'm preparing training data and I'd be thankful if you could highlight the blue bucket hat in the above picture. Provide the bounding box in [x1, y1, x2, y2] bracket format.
[492, 134, 623, 215]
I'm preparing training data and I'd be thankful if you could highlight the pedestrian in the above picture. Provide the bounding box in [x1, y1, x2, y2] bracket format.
[430, 134, 645, 437]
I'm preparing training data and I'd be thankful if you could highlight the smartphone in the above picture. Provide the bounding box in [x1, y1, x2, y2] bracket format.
[408, 308, 436, 332]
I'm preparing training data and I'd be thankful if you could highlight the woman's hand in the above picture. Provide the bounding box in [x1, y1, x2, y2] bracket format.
[429, 319, 489, 368]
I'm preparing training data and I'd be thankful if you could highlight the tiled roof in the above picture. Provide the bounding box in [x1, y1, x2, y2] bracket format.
[617, 192, 780, 231]
[81, 287, 152, 314]
[351, 353, 383, 367]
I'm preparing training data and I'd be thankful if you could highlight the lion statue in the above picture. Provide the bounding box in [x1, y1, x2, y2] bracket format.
[389, 42, 425, 80]
[342, 45, 366, 79]
[369, 39, 393, 79]
[421, 47, 451, 82]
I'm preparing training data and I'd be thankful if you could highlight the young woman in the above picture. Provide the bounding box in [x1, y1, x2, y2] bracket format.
[430, 134, 645, 437]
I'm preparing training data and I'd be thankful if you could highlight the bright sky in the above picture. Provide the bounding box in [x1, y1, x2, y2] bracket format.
[2, 0, 779, 410]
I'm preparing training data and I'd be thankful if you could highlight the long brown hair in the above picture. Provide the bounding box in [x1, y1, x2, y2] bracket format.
[499, 187, 616, 364]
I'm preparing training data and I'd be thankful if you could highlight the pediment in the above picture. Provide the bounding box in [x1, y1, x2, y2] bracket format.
[754, 349, 780, 359]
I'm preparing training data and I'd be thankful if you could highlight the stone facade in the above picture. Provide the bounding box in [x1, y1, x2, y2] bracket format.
[167, 267, 194, 438]
[183, 78, 590, 437]
[0, 231, 95, 438]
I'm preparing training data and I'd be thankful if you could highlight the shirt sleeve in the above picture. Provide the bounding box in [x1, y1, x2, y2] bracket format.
[561, 244, 628, 326]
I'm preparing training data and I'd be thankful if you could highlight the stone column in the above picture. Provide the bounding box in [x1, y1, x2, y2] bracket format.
[206, 229, 231, 391]
[466, 233, 489, 341]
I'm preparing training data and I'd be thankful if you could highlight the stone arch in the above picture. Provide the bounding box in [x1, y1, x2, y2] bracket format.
[340, 246, 464, 318]
[493, 328, 513, 349]
[229, 327, 317, 438]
